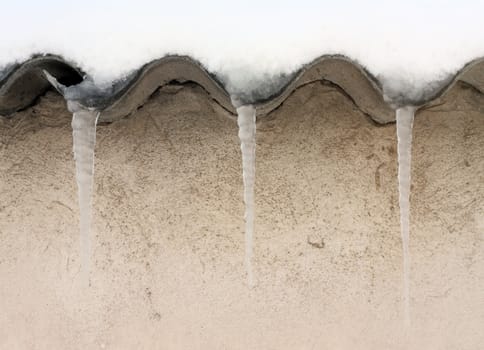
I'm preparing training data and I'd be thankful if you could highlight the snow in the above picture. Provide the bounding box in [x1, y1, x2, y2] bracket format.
[1, 1, 484, 103]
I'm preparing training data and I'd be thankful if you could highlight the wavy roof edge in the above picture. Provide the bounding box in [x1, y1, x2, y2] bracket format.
[1, 54, 484, 124]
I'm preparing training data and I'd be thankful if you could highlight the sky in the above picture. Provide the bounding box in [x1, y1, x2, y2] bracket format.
[1, 0, 484, 97]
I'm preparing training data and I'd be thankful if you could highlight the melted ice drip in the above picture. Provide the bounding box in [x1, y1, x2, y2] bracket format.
[71, 105, 99, 285]
[236, 105, 257, 287]
[396, 106, 415, 326]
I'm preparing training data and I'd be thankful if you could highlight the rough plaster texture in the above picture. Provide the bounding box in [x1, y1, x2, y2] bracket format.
[0, 82, 483, 349]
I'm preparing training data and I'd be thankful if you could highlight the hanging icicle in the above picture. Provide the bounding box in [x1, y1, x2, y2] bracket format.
[235, 103, 257, 287]
[70, 102, 99, 286]
[396, 106, 416, 326]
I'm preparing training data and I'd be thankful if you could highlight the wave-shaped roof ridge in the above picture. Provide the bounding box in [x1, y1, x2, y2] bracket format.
[1, 54, 484, 123]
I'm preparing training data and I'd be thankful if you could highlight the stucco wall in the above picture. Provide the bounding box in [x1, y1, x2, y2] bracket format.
[0, 81, 483, 349]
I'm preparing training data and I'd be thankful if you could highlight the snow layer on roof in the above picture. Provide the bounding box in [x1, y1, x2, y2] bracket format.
[1, 0, 484, 103]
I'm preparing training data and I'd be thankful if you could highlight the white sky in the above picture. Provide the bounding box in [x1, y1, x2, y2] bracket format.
[1, 0, 484, 95]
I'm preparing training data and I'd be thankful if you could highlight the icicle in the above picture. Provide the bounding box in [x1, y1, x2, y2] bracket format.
[396, 106, 416, 327]
[70, 101, 99, 286]
[235, 103, 257, 287]
[43, 71, 100, 285]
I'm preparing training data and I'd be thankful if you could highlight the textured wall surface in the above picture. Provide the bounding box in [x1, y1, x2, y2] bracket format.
[0, 82, 483, 349]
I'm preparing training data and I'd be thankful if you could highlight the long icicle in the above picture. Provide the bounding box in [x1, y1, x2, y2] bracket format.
[396, 106, 416, 327]
[236, 104, 257, 287]
[71, 104, 100, 286]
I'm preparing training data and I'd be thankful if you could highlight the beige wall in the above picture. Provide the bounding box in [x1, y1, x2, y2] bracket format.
[0, 82, 482, 349]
